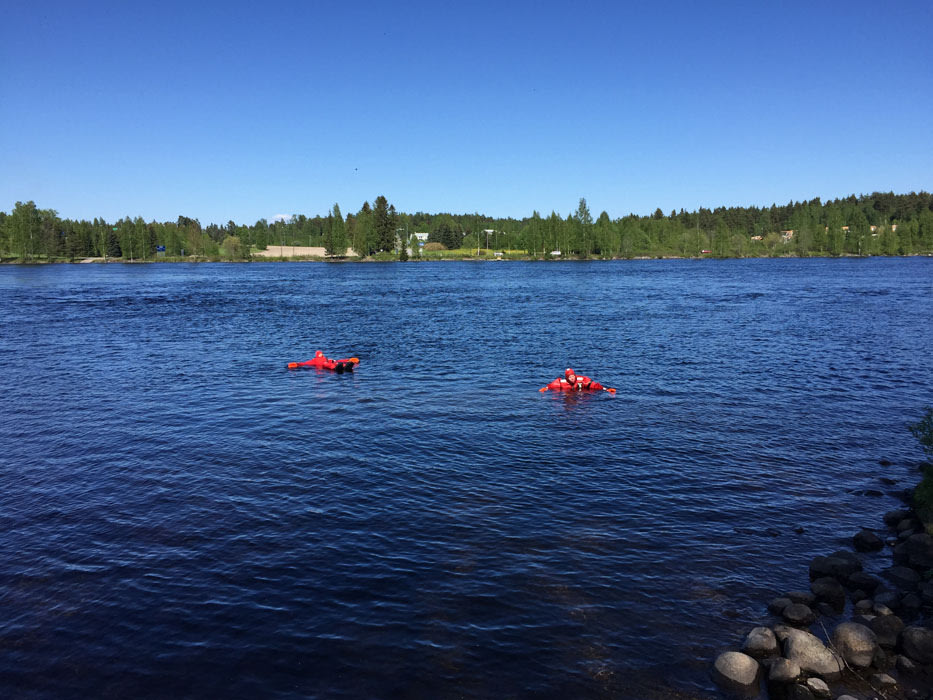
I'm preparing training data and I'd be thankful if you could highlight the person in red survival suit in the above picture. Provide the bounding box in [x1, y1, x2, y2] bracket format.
[540, 368, 605, 392]
[287, 351, 360, 371]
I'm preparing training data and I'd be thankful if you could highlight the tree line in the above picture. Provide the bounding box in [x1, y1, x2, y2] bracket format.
[2, 191, 932, 261]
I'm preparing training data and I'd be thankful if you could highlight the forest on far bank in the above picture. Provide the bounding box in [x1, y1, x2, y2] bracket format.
[2, 191, 933, 262]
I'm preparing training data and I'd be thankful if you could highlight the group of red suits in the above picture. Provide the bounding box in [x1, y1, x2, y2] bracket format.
[290, 354, 610, 392]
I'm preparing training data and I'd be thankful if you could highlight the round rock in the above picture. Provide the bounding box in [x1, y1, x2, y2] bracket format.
[767, 657, 800, 683]
[853, 528, 884, 552]
[742, 626, 779, 658]
[870, 613, 905, 648]
[712, 651, 760, 693]
[810, 577, 846, 609]
[883, 508, 910, 526]
[847, 571, 881, 592]
[782, 603, 816, 627]
[831, 622, 878, 668]
[900, 626, 933, 665]
[905, 532, 933, 568]
[805, 677, 830, 698]
[782, 628, 843, 679]
[886, 565, 921, 590]
[768, 597, 792, 615]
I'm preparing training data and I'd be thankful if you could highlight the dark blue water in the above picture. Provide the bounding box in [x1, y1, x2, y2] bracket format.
[1, 258, 931, 698]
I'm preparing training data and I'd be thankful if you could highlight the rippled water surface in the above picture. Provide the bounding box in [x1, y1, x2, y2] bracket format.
[1, 258, 931, 698]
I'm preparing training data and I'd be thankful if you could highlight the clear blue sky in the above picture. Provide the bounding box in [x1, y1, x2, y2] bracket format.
[2, 0, 931, 225]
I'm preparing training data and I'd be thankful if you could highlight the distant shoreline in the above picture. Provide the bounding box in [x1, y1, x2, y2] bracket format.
[3, 252, 932, 265]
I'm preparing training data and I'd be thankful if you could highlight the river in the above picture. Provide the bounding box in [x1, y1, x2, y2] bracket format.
[1, 258, 931, 698]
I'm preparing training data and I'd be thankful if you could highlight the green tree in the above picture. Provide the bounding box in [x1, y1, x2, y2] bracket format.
[879, 223, 899, 256]
[574, 197, 593, 257]
[8, 201, 41, 260]
[220, 235, 245, 259]
[373, 196, 395, 252]
[324, 203, 348, 256]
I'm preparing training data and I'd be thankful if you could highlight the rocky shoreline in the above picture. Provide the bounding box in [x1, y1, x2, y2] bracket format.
[713, 466, 933, 700]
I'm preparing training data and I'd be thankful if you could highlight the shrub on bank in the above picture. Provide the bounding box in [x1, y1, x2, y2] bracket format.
[909, 406, 933, 528]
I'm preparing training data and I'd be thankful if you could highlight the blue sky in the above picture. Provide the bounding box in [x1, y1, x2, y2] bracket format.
[2, 0, 931, 225]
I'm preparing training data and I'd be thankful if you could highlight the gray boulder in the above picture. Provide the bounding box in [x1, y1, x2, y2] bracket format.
[769, 597, 792, 615]
[900, 626, 933, 665]
[853, 528, 884, 552]
[905, 532, 933, 568]
[847, 571, 881, 592]
[870, 613, 905, 648]
[810, 577, 846, 609]
[804, 677, 830, 698]
[767, 658, 800, 683]
[883, 508, 910, 526]
[782, 628, 843, 679]
[783, 603, 815, 627]
[786, 591, 816, 605]
[742, 626, 779, 658]
[896, 654, 918, 673]
[886, 565, 921, 590]
[870, 672, 897, 688]
[831, 622, 878, 668]
[783, 684, 815, 699]
[712, 651, 760, 693]
[874, 591, 901, 611]
[809, 551, 861, 581]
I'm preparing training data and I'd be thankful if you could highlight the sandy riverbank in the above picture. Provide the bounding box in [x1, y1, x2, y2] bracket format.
[252, 245, 357, 258]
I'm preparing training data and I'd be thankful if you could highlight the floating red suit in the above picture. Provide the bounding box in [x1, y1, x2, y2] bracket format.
[540, 368, 613, 393]
[288, 350, 359, 372]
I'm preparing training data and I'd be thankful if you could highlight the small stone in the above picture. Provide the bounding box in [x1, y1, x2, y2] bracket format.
[767, 657, 800, 683]
[901, 626, 933, 664]
[805, 677, 830, 698]
[784, 684, 815, 699]
[870, 614, 905, 648]
[811, 577, 846, 609]
[905, 532, 933, 568]
[854, 599, 874, 615]
[884, 508, 910, 526]
[853, 528, 884, 552]
[902, 592, 922, 612]
[897, 518, 916, 532]
[783, 603, 816, 626]
[786, 591, 816, 605]
[809, 554, 855, 581]
[769, 597, 792, 615]
[879, 458, 893, 466]
[896, 654, 918, 673]
[875, 591, 901, 611]
[886, 565, 921, 590]
[848, 571, 882, 591]
[873, 602, 893, 616]
[870, 672, 897, 688]
[742, 626, 779, 658]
